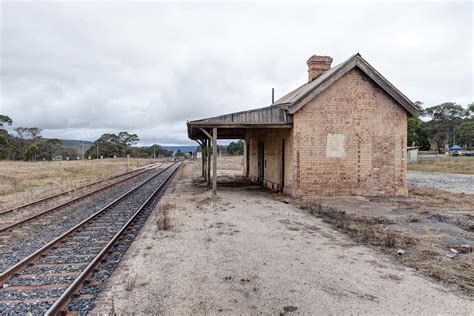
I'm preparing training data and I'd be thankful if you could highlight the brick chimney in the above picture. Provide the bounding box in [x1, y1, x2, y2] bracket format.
[307, 55, 333, 82]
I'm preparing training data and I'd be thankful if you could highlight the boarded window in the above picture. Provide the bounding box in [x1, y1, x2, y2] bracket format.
[326, 134, 345, 158]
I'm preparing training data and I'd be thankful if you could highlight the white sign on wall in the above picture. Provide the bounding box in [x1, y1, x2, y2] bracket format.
[326, 134, 346, 158]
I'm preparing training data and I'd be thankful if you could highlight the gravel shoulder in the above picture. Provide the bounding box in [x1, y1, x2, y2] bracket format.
[92, 161, 472, 315]
[408, 171, 474, 194]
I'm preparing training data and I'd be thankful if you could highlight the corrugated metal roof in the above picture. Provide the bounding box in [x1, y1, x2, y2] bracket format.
[190, 104, 288, 124]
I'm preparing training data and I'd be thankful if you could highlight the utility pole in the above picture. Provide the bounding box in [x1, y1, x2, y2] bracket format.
[153, 136, 156, 159]
[96, 139, 99, 159]
[82, 141, 85, 160]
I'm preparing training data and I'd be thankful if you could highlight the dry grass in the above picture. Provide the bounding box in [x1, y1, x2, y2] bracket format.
[124, 273, 137, 291]
[0, 158, 159, 209]
[297, 199, 474, 294]
[408, 157, 474, 174]
[179, 162, 195, 179]
[218, 155, 244, 171]
[157, 202, 175, 231]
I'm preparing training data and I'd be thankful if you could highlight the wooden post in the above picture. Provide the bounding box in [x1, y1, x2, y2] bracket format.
[207, 138, 211, 187]
[202, 139, 207, 180]
[195, 139, 205, 179]
[212, 127, 217, 196]
[201, 141, 205, 178]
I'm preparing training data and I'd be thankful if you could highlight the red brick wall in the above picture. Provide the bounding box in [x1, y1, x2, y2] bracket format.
[292, 68, 408, 196]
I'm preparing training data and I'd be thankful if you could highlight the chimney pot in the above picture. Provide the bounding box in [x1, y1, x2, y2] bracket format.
[307, 55, 333, 82]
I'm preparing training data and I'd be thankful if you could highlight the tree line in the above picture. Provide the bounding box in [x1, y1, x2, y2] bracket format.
[2, 100, 472, 161]
[196, 140, 244, 155]
[409, 102, 473, 151]
[0, 121, 79, 161]
[0, 115, 171, 161]
[85, 132, 171, 158]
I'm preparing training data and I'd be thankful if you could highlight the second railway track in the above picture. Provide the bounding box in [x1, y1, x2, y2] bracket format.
[0, 162, 162, 230]
[0, 162, 182, 315]
[0, 163, 170, 273]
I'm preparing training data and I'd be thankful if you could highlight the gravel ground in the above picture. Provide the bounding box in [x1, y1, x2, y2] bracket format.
[92, 161, 473, 315]
[408, 171, 474, 194]
[0, 164, 179, 315]
[0, 166, 167, 272]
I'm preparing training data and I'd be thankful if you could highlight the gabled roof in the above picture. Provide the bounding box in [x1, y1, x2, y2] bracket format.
[187, 53, 422, 140]
[274, 53, 422, 116]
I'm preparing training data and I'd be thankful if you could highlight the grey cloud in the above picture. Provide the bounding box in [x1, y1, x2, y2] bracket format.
[0, 1, 472, 145]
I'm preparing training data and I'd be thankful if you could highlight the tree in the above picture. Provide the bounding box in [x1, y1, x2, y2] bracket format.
[0, 115, 12, 127]
[422, 102, 469, 152]
[86, 131, 141, 158]
[14, 127, 42, 141]
[227, 140, 244, 155]
[118, 131, 139, 146]
[0, 130, 8, 159]
[407, 117, 430, 150]
[25, 144, 39, 162]
[13, 127, 42, 160]
[146, 144, 171, 157]
[468, 103, 474, 116]
[0, 134, 7, 146]
[36, 138, 62, 160]
[62, 147, 80, 160]
[456, 118, 474, 148]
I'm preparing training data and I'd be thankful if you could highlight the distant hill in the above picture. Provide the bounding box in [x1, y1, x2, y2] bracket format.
[162, 145, 198, 153]
[49, 141, 197, 154]
[60, 139, 93, 152]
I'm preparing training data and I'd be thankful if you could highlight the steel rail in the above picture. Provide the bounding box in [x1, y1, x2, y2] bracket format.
[45, 162, 182, 315]
[0, 164, 162, 233]
[0, 163, 176, 287]
[0, 161, 162, 216]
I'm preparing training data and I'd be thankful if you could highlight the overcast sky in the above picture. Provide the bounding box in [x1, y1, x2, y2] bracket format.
[0, 1, 472, 145]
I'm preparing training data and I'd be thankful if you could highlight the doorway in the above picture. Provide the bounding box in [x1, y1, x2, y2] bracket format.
[257, 142, 264, 184]
[280, 138, 285, 191]
[246, 142, 250, 177]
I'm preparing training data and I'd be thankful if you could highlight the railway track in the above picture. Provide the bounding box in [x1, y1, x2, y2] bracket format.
[0, 163, 168, 274]
[0, 162, 162, 229]
[0, 162, 181, 315]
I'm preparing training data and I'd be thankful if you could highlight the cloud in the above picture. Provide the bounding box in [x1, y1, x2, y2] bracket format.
[0, 1, 472, 145]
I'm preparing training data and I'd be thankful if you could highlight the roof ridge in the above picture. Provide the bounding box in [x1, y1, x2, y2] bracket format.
[277, 53, 420, 117]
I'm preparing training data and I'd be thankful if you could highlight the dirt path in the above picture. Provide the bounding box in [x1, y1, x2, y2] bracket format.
[92, 161, 472, 314]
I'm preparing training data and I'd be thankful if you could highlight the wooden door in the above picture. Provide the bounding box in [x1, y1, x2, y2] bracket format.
[280, 138, 285, 191]
[258, 142, 264, 184]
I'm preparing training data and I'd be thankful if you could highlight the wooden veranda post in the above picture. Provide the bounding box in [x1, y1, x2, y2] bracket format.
[198, 128, 217, 196]
[195, 139, 205, 178]
[212, 127, 217, 197]
[201, 140, 205, 178]
[203, 139, 207, 181]
[207, 138, 211, 187]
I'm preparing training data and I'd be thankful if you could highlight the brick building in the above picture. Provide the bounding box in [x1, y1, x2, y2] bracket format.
[187, 53, 421, 197]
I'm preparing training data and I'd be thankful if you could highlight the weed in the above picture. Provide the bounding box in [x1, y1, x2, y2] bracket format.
[125, 273, 137, 291]
[300, 200, 473, 294]
[157, 202, 175, 231]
